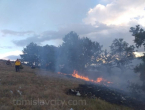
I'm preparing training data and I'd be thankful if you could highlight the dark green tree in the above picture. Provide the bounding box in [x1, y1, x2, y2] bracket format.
[80, 37, 102, 69]
[130, 25, 145, 89]
[21, 42, 57, 71]
[20, 42, 40, 66]
[130, 25, 145, 48]
[39, 45, 57, 71]
[58, 31, 102, 73]
[110, 38, 135, 73]
[96, 49, 115, 74]
[57, 31, 80, 73]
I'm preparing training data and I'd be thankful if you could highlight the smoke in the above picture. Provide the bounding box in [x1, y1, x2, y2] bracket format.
[21, 32, 145, 101]
[76, 57, 144, 99]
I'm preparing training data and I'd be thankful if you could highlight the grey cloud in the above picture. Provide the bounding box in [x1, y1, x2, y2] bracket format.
[12, 23, 144, 53]
[1, 29, 34, 36]
[12, 33, 60, 46]
[85, 25, 145, 52]
[6, 55, 21, 60]
[12, 23, 109, 46]
[86, 27, 134, 49]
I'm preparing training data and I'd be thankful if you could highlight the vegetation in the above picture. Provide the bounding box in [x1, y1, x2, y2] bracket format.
[130, 25, 145, 91]
[0, 60, 132, 110]
[20, 31, 135, 75]
[19, 25, 145, 104]
[110, 38, 135, 73]
[1, 25, 145, 109]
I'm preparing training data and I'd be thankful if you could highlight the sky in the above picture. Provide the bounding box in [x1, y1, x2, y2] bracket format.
[0, 0, 145, 60]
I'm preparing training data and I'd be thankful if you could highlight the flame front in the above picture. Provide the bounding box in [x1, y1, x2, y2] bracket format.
[72, 70, 112, 84]
[58, 70, 112, 84]
[72, 70, 90, 81]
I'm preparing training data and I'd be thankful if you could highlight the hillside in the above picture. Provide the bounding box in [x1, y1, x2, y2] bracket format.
[0, 60, 132, 110]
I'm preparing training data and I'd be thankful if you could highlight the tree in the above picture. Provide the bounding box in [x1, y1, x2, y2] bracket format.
[21, 42, 57, 71]
[130, 25, 145, 48]
[39, 45, 57, 71]
[110, 38, 135, 73]
[58, 31, 102, 73]
[57, 31, 80, 73]
[20, 32, 103, 74]
[76, 37, 102, 72]
[20, 42, 40, 66]
[96, 49, 115, 74]
[130, 25, 145, 89]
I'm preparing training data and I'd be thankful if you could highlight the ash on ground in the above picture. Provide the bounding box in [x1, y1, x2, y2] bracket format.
[66, 84, 145, 110]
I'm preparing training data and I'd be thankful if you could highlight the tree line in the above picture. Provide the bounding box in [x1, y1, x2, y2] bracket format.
[20, 31, 135, 73]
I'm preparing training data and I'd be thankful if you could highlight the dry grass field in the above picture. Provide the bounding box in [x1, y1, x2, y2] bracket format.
[0, 60, 132, 110]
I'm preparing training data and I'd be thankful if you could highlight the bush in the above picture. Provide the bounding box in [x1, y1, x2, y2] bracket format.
[19, 65, 23, 69]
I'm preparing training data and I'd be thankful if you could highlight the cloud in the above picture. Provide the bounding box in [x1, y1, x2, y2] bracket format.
[12, 23, 136, 50]
[0, 50, 22, 60]
[83, 0, 145, 26]
[81, 0, 145, 51]
[12, 23, 110, 46]
[5, 55, 21, 60]
[12, 25, 144, 53]
[12, 0, 145, 53]
[1, 29, 34, 36]
[12, 31, 61, 46]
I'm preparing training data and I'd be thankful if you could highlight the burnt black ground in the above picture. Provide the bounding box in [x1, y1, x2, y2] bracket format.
[67, 84, 145, 110]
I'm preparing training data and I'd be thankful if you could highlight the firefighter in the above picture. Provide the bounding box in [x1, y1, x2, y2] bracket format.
[15, 59, 21, 72]
[6, 59, 11, 65]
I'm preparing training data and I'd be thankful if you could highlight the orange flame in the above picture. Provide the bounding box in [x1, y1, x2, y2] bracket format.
[72, 70, 112, 84]
[72, 70, 90, 81]
[95, 78, 103, 83]
[58, 70, 112, 84]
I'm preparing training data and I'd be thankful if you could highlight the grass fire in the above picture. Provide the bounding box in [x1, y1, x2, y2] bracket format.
[1, 1, 145, 110]
[58, 70, 113, 85]
[1, 25, 145, 110]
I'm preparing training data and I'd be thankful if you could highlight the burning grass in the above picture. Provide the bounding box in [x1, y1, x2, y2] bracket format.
[72, 70, 113, 84]
[0, 60, 132, 110]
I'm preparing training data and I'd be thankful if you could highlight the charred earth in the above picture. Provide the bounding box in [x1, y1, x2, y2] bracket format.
[67, 84, 145, 110]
